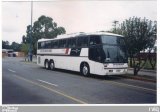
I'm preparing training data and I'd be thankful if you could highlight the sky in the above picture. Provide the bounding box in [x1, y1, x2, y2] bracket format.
[2, 0, 157, 44]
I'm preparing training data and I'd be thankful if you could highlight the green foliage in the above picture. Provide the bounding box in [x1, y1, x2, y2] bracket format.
[2, 41, 21, 51]
[110, 17, 157, 75]
[121, 17, 156, 56]
[21, 43, 29, 55]
[2, 41, 10, 49]
[110, 17, 156, 58]
[22, 15, 66, 54]
[10, 42, 21, 51]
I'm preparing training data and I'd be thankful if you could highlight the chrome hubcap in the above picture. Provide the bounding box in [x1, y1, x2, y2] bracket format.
[50, 63, 54, 69]
[83, 66, 88, 75]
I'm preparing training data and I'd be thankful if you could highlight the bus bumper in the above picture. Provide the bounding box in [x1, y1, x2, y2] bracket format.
[103, 68, 128, 75]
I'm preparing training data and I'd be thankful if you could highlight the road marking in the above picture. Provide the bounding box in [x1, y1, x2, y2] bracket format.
[104, 80, 156, 93]
[13, 74, 87, 104]
[8, 69, 16, 73]
[38, 79, 58, 87]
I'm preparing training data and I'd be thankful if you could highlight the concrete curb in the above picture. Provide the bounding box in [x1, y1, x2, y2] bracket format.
[121, 74, 156, 83]
[128, 68, 156, 73]
[21, 60, 37, 64]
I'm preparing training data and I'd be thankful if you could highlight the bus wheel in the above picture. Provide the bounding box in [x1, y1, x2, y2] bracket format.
[44, 60, 50, 70]
[50, 60, 55, 70]
[80, 63, 90, 77]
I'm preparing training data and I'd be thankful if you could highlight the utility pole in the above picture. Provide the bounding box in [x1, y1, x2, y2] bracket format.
[29, 1, 33, 61]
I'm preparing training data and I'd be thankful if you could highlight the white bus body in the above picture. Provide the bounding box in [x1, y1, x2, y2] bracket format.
[37, 32, 128, 76]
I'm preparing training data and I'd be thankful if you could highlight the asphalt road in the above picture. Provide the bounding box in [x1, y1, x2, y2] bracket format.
[2, 57, 157, 104]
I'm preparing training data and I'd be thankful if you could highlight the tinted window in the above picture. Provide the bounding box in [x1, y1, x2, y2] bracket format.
[41, 42, 45, 49]
[38, 42, 41, 49]
[101, 35, 125, 45]
[77, 36, 88, 47]
[89, 35, 101, 45]
[68, 38, 76, 48]
[59, 39, 67, 48]
[45, 41, 51, 49]
[51, 40, 59, 48]
[89, 46, 106, 62]
[102, 45, 127, 63]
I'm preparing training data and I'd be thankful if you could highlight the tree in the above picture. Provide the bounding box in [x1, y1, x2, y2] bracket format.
[110, 17, 157, 75]
[10, 42, 21, 51]
[2, 41, 10, 49]
[21, 43, 29, 56]
[23, 15, 66, 54]
[112, 20, 119, 33]
[2, 40, 21, 51]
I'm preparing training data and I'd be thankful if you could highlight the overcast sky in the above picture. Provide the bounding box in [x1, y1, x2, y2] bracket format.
[2, 1, 157, 44]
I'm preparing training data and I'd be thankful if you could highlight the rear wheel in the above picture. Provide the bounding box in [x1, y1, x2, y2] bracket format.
[80, 63, 90, 77]
[50, 60, 55, 70]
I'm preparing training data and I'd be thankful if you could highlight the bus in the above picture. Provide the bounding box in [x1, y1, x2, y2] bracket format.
[37, 32, 128, 76]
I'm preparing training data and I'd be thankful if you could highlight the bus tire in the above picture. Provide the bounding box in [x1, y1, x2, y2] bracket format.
[80, 63, 90, 77]
[44, 60, 50, 70]
[50, 60, 55, 71]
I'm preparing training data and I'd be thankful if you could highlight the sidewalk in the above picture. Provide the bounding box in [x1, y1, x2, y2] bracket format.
[128, 68, 156, 73]
[125, 68, 157, 83]
[127, 68, 156, 77]
[23, 56, 37, 63]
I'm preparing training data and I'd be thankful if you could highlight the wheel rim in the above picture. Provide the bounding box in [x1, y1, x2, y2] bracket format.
[45, 61, 48, 68]
[50, 62, 54, 69]
[83, 66, 88, 75]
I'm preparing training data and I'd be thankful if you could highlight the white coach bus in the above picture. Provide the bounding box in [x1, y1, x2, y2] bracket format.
[37, 32, 128, 76]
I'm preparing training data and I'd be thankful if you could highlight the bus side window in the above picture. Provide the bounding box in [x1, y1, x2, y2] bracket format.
[59, 39, 67, 48]
[68, 38, 76, 48]
[59, 40, 63, 48]
[77, 36, 89, 47]
[55, 40, 59, 48]
[89, 47, 106, 62]
[45, 41, 51, 49]
[38, 42, 41, 49]
[51, 41, 54, 48]
[63, 39, 67, 48]
[41, 42, 45, 49]
[89, 35, 101, 46]
[89, 47, 97, 61]
[63, 39, 67, 47]
[52, 40, 59, 48]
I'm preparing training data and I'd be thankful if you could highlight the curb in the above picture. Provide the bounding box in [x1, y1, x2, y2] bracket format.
[21, 60, 37, 64]
[128, 68, 156, 73]
[121, 74, 156, 83]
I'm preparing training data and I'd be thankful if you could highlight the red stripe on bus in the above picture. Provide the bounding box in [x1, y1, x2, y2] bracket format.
[65, 48, 69, 54]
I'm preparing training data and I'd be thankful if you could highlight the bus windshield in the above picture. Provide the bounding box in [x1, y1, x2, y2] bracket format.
[101, 35, 127, 63]
[102, 45, 127, 63]
[89, 35, 128, 63]
[101, 35, 125, 45]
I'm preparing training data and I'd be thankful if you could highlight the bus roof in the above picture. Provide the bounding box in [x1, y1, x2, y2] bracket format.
[38, 32, 124, 42]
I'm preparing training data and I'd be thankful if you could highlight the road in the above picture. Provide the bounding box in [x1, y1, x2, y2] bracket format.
[2, 57, 157, 104]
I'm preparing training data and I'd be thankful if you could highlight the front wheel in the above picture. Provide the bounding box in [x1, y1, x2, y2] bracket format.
[80, 63, 90, 77]
[44, 60, 50, 70]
